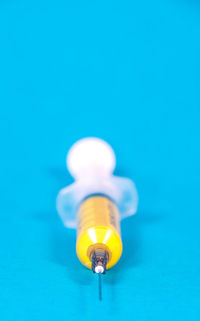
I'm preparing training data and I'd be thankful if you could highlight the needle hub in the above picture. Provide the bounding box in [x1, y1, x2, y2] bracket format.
[91, 249, 108, 274]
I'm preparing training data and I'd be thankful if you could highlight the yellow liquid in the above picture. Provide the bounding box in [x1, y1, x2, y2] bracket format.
[76, 195, 122, 270]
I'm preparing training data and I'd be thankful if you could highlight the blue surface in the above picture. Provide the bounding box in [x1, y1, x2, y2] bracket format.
[0, 0, 200, 320]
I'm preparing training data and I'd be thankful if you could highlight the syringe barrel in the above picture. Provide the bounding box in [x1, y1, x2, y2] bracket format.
[76, 195, 122, 270]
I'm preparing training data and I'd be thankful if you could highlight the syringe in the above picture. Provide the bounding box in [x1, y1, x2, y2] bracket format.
[56, 137, 138, 299]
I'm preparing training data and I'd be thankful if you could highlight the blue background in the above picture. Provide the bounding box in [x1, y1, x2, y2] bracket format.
[0, 0, 200, 320]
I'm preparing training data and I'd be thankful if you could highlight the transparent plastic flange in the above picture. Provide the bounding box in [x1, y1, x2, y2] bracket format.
[56, 175, 138, 228]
